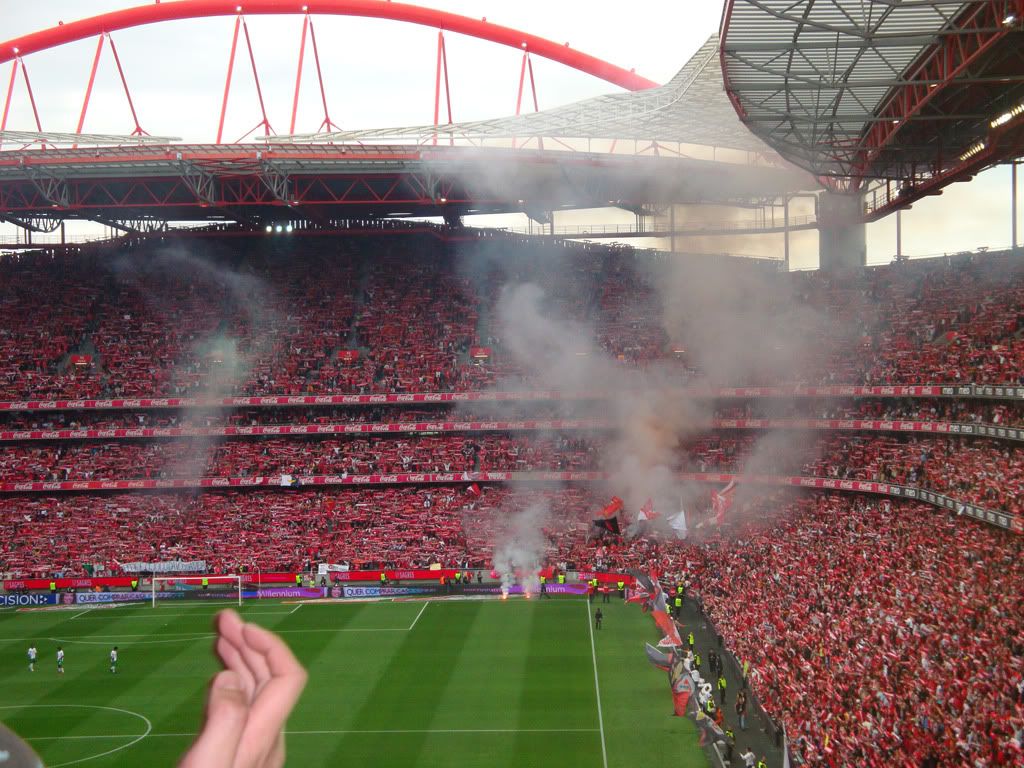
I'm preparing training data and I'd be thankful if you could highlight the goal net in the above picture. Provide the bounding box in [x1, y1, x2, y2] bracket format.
[150, 575, 243, 608]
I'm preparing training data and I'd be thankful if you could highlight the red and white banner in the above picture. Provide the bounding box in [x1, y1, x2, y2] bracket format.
[0, 418, 608, 443]
[2, 383, 1016, 414]
[336, 350, 360, 363]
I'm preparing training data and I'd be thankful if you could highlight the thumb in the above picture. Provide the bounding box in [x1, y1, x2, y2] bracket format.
[179, 670, 249, 768]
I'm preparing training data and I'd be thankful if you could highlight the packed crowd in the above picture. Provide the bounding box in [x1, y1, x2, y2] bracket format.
[0, 434, 604, 481]
[3, 240, 1024, 401]
[804, 434, 1024, 516]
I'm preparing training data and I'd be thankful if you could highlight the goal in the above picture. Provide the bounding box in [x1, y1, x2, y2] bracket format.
[150, 574, 243, 608]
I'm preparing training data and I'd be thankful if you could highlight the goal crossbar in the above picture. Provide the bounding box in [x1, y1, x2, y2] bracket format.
[150, 574, 243, 608]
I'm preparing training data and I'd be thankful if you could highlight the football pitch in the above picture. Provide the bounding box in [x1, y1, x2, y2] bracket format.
[0, 596, 708, 767]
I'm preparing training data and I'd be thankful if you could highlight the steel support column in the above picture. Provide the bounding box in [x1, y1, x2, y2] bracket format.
[897, 208, 904, 260]
[1013, 161, 1019, 250]
[74, 34, 105, 137]
[783, 194, 790, 270]
[216, 14, 242, 144]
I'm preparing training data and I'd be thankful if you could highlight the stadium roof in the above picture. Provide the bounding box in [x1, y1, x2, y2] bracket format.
[274, 36, 784, 157]
[721, 0, 1024, 194]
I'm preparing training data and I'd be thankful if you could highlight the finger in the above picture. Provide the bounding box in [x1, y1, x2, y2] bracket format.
[216, 636, 256, 701]
[215, 609, 247, 648]
[243, 622, 306, 683]
[235, 625, 307, 766]
[178, 670, 248, 768]
[236, 623, 273, 691]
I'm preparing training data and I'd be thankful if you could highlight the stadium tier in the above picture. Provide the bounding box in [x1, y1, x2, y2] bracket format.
[3, 239, 1024, 400]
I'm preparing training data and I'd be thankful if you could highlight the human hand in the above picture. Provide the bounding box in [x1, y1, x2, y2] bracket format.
[179, 610, 307, 768]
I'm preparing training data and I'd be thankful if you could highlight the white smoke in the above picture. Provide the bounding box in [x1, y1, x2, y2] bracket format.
[492, 497, 549, 597]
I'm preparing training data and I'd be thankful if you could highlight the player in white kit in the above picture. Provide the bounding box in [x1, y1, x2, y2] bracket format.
[27, 645, 37, 672]
[110, 646, 118, 674]
[56, 647, 64, 674]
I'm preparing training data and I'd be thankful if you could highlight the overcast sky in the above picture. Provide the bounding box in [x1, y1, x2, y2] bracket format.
[1, 0, 1020, 267]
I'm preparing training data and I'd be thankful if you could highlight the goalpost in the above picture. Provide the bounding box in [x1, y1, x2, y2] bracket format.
[150, 575, 243, 608]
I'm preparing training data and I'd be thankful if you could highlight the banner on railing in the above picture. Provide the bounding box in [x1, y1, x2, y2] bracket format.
[119, 560, 207, 574]
[9, 383, 1024, 414]
[0, 418, 608, 443]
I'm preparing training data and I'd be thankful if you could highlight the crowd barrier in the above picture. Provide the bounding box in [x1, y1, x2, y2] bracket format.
[0, 418, 608, 442]
[0, 417, 1010, 445]
[3, 383, 1024, 414]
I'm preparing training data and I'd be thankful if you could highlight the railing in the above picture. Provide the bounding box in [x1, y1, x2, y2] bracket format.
[497, 214, 817, 238]
[2, 383, 1023, 414]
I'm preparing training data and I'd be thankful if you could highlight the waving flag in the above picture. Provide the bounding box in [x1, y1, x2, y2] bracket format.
[592, 496, 623, 536]
[712, 480, 736, 526]
[598, 496, 624, 519]
[637, 498, 658, 522]
[669, 508, 688, 540]
[592, 516, 621, 535]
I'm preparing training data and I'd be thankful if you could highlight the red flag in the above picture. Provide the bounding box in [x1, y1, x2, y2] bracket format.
[598, 496, 624, 519]
[592, 517, 621, 535]
[466, 483, 482, 498]
[712, 481, 736, 526]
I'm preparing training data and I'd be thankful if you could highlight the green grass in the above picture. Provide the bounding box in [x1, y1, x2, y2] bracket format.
[0, 596, 708, 767]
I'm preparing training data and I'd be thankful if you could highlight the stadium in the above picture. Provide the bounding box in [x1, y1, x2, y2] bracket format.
[0, 1, 1023, 766]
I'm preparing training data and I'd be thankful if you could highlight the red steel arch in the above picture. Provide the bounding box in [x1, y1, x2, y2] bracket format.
[0, 0, 658, 92]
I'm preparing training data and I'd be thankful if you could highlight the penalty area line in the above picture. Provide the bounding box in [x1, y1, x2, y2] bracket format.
[408, 601, 429, 631]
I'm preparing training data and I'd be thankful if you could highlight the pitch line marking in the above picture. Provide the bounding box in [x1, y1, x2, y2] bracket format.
[408, 601, 429, 630]
[289, 604, 303, 615]
[586, 599, 609, 768]
[69, 609, 93, 619]
[0, 704, 151, 767]
[70, 611, 294, 620]
[24, 727, 599, 740]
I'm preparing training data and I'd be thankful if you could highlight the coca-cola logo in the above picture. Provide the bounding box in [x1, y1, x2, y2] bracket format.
[211, 478, 229, 487]
[396, 394, 414, 402]
[424, 394, 441, 402]
[379, 475, 398, 482]
[314, 396, 332, 404]
[352, 476, 371, 484]
[407, 474, 425, 482]
[368, 395, 386, 403]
